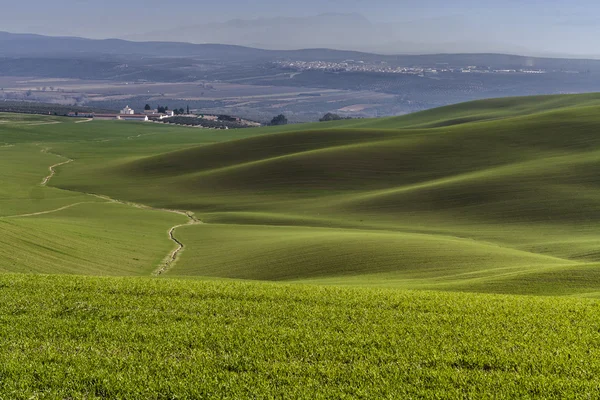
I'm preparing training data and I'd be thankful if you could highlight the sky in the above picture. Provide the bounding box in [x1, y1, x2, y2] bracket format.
[2, 0, 599, 56]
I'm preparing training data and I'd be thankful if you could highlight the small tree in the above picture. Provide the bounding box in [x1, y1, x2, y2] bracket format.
[144, 104, 151, 111]
[187, 105, 190, 114]
[178, 108, 185, 115]
[270, 114, 288, 126]
[319, 113, 343, 122]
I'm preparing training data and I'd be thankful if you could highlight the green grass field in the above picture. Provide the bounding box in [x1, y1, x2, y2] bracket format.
[3, 94, 600, 396]
[10, 93, 598, 295]
[2, 275, 600, 399]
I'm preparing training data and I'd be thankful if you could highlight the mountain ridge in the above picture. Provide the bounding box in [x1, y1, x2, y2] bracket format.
[2, 30, 600, 65]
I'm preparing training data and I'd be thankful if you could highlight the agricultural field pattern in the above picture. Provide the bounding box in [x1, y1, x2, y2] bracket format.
[3, 93, 600, 397]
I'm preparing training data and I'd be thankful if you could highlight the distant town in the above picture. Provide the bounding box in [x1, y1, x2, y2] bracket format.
[273, 60, 585, 76]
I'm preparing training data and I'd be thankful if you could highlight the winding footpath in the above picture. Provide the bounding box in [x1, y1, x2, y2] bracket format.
[2, 202, 98, 219]
[156, 212, 202, 276]
[27, 121, 62, 126]
[39, 148, 203, 275]
[41, 154, 74, 186]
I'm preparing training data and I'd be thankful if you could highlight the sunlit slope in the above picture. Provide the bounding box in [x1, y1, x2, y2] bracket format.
[351, 92, 600, 129]
[4, 275, 600, 397]
[0, 202, 186, 275]
[0, 144, 101, 216]
[0, 114, 294, 277]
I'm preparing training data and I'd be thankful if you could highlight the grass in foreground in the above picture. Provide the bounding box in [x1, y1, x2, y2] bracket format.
[1, 274, 600, 399]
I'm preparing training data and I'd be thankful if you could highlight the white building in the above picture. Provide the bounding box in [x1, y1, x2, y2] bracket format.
[93, 114, 120, 120]
[120, 106, 135, 115]
[120, 115, 149, 122]
[92, 113, 149, 122]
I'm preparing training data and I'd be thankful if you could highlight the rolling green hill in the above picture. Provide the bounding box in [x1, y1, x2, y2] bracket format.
[4, 96, 600, 397]
[2, 94, 600, 295]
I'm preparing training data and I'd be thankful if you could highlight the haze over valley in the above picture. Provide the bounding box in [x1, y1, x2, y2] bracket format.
[3, 31, 600, 122]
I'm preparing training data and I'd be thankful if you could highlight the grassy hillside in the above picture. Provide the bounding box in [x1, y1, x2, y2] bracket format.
[3, 93, 600, 294]
[353, 92, 600, 128]
[0, 203, 186, 275]
[173, 224, 570, 282]
[4, 97, 600, 396]
[27, 94, 599, 294]
[2, 274, 600, 398]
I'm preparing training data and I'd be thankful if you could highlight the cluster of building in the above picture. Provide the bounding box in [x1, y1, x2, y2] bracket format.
[275, 61, 548, 76]
[66, 106, 260, 128]
[276, 60, 438, 75]
[68, 106, 175, 122]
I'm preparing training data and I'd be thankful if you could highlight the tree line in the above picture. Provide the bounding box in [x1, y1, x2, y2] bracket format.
[146, 104, 190, 115]
[268, 113, 354, 126]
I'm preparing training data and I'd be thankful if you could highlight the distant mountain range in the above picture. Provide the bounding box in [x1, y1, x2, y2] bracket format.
[3, 12, 599, 58]
[2, 30, 600, 75]
[0, 31, 271, 60]
[125, 13, 386, 52]
[124, 13, 535, 55]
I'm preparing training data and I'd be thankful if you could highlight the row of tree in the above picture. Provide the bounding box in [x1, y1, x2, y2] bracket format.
[269, 113, 353, 126]
[319, 113, 352, 122]
[145, 104, 191, 115]
[161, 116, 249, 130]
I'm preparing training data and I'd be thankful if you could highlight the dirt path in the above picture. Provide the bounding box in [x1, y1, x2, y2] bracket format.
[155, 212, 202, 275]
[27, 121, 62, 126]
[75, 118, 94, 124]
[40, 149, 73, 186]
[92, 132, 160, 144]
[1, 201, 101, 219]
[89, 194, 203, 275]
[38, 148, 203, 275]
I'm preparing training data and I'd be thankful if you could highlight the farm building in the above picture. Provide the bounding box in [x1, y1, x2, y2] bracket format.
[145, 113, 170, 120]
[93, 114, 120, 120]
[120, 106, 135, 115]
[92, 114, 149, 122]
[120, 114, 149, 122]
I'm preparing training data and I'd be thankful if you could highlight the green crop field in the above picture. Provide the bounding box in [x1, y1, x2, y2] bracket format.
[3, 94, 600, 397]
[2, 275, 600, 399]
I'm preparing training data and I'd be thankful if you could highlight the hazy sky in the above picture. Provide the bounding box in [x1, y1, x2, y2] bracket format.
[2, 0, 599, 55]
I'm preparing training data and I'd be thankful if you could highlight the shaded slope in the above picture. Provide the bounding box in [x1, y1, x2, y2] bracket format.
[95, 102, 600, 213]
[123, 128, 403, 178]
[172, 224, 572, 282]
